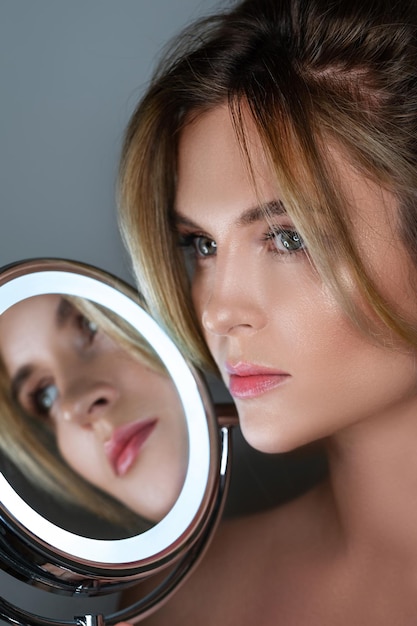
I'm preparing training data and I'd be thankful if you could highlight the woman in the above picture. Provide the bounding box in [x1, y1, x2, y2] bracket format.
[0, 294, 188, 532]
[117, 0, 417, 622]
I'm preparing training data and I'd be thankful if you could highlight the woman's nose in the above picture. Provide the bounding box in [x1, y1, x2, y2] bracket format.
[200, 253, 267, 337]
[57, 382, 119, 430]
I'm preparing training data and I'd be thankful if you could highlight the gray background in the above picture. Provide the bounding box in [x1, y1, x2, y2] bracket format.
[0, 0, 225, 280]
[0, 1, 325, 622]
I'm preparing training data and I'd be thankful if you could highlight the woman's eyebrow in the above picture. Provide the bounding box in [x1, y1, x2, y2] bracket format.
[173, 212, 200, 229]
[11, 364, 33, 401]
[56, 297, 73, 326]
[236, 199, 286, 226]
[174, 199, 286, 229]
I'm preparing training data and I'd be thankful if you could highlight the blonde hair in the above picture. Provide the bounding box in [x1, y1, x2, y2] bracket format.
[0, 296, 168, 533]
[118, 0, 417, 369]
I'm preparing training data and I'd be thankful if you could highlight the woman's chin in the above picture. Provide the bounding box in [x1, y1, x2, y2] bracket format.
[239, 424, 301, 455]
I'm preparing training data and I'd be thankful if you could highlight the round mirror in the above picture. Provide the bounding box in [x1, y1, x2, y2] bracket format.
[0, 292, 189, 540]
[0, 259, 234, 625]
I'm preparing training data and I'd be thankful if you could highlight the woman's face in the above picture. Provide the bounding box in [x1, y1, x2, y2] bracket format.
[0, 295, 188, 522]
[175, 104, 417, 453]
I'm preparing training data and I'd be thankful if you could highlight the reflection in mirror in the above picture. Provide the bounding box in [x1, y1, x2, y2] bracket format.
[0, 294, 189, 540]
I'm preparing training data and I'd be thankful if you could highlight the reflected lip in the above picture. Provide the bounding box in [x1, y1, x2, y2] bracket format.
[104, 418, 157, 477]
[226, 361, 291, 399]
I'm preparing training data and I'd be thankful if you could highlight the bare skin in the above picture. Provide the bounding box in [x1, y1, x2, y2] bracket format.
[120, 105, 417, 624]
[124, 479, 417, 624]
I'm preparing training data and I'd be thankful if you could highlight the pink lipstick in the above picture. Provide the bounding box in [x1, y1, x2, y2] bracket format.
[226, 362, 290, 399]
[104, 419, 157, 477]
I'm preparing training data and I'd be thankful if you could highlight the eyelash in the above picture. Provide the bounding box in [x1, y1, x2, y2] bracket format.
[177, 232, 217, 258]
[76, 313, 99, 343]
[29, 381, 57, 417]
[263, 226, 306, 256]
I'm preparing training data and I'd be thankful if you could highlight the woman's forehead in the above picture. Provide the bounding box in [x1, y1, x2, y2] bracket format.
[176, 105, 280, 213]
[0, 295, 61, 333]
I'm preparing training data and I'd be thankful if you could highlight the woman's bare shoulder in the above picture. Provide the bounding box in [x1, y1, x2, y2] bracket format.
[133, 484, 329, 625]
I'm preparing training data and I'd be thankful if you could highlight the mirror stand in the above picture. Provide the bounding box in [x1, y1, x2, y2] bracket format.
[1, 416, 233, 626]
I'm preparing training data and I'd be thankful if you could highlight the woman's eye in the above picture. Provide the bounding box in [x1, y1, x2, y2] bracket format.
[269, 228, 305, 254]
[195, 236, 217, 257]
[31, 384, 58, 416]
[78, 315, 98, 342]
[179, 233, 217, 258]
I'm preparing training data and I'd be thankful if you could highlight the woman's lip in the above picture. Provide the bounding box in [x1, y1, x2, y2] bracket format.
[228, 373, 290, 399]
[226, 362, 290, 399]
[104, 419, 157, 477]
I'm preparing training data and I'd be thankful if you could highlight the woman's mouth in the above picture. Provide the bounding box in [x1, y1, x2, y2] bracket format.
[226, 362, 290, 399]
[104, 419, 157, 477]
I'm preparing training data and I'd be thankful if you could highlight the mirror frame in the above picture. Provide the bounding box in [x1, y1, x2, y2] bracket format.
[0, 259, 234, 625]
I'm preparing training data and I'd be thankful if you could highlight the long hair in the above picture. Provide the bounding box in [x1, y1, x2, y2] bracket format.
[118, 0, 417, 369]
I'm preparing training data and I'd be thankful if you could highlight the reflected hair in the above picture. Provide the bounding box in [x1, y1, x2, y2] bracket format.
[118, 0, 417, 369]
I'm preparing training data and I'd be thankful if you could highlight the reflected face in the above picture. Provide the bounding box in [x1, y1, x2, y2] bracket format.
[175, 105, 417, 453]
[0, 295, 188, 521]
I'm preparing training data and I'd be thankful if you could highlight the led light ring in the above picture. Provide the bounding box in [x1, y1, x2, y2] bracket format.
[0, 271, 211, 565]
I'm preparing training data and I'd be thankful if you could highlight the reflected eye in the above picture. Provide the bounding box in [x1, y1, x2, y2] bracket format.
[271, 228, 305, 254]
[31, 383, 58, 416]
[77, 315, 98, 342]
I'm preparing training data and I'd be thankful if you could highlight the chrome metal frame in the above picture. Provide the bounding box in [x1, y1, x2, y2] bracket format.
[0, 259, 236, 625]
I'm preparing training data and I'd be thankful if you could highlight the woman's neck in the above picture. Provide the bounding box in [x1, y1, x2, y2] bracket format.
[326, 397, 417, 566]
